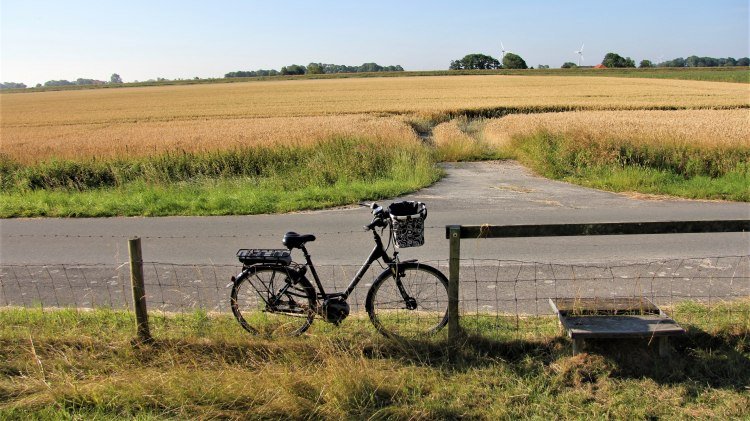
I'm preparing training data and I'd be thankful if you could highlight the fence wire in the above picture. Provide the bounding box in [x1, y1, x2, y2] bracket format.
[1, 255, 748, 338]
[457, 255, 750, 339]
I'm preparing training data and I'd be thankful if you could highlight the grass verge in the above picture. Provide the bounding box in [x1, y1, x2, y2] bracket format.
[507, 131, 750, 201]
[1, 301, 748, 419]
[0, 137, 441, 217]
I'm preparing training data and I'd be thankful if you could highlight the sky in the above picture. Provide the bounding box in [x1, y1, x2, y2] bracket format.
[1, 0, 748, 85]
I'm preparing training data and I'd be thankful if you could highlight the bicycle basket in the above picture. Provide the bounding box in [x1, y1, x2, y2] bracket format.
[236, 249, 292, 266]
[388, 201, 427, 248]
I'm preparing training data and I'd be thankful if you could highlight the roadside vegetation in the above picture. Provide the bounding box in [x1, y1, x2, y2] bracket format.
[1, 301, 747, 419]
[483, 109, 750, 201]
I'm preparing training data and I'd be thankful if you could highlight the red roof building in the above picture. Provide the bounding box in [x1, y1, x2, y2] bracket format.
[594, 63, 607, 69]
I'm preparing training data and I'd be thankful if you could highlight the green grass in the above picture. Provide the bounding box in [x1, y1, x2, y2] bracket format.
[508, 131, 750, 201]
[1, 302, 748, 419]
[0, 137, 441, 218]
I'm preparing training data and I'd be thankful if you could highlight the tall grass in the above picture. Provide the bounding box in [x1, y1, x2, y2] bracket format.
[484, 110, 750, 201]
[0, 137, 441, 217]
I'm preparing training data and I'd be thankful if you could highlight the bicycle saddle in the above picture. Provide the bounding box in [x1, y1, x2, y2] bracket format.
[282, 231, 316, 249]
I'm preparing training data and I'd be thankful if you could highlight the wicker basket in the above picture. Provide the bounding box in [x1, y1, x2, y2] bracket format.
[388, 201, 427, 248]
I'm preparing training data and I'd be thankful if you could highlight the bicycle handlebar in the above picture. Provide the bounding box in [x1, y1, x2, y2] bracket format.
[361, 202, 389, 231]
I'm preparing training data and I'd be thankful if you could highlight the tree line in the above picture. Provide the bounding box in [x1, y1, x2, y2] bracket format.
[451, 52, 750, 71]
[449, 53, 528, 70]
[225, 62, 404, 78]
[0, 74, 123, 90]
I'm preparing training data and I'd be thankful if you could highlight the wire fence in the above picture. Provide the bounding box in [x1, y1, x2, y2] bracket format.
[2, 255, 748, 339]
[456, 255, 749, 339]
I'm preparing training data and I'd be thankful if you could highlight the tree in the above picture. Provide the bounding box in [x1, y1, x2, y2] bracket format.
[110, 73, 123, 84]
[306, 63, 324, 74]
[280, 64, 306, 75]
[639, 60, 654, 68]
[448, 53, 501, 70]
[502, 53, 528, 69]
[358, 62, 383, 72]
[602, 52, 636, 68]
[0, 82, 27, 89]
[537, 64, 550, 69]
[561, 62, 578, 69]
[737, 57, 750, 66]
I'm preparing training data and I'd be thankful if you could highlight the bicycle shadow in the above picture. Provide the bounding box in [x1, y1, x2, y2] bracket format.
[364, 327, 750, 391]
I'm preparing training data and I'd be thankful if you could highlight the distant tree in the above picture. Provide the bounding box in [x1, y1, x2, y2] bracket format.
[449, 53, 501, 70]
[561, 62, 578, 68]
[659, 57, 686, 67]
[35, 83, 42, 88]
[639, 60, 654, 68]
[306, 63, 324, 74]
[502, 53, 528, 69]
[0, 82, 27, 89]
[76, 78, 105, 85]
[358, 62, 383, 72]
[537, 64, 550, 69]
[110, 73, 123, 84]
[602, 52, 636, 68]
[737, 57, 750, 66]
[280, 64, 306, 75]
[44, 79, 75, 87]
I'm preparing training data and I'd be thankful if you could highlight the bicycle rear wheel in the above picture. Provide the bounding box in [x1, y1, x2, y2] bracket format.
[231, 266, 316, 336]
[365, 262, 449, 340]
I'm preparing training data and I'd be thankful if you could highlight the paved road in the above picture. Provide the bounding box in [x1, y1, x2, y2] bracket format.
[1, 161, 748, 314]
[2, 161, 748, 266]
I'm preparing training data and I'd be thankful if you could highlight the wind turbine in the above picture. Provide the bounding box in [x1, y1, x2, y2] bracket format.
[575, 43, 584, 66]
[500, 42, 507, 61]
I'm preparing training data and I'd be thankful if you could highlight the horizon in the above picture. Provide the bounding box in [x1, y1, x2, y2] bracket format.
[1, 0, 748, 86]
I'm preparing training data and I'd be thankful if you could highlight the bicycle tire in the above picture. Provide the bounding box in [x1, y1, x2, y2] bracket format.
[365, 262, 449, 340]
[231, 265, 316, 336]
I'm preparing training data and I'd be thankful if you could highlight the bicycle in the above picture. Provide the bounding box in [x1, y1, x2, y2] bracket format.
[230, 201, 449, 340]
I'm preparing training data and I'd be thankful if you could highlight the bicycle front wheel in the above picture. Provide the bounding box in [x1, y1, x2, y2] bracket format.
[231, 266, 316, 336]
[365, 262, 449, 340]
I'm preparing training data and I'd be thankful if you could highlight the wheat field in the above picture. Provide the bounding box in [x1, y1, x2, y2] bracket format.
[482, 109, 750, 149]
[2, 75, 749, 164]
[1, 114, 419, 164]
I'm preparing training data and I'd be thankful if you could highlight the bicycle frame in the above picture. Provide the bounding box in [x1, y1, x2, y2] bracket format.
[298, 228, 401, 301]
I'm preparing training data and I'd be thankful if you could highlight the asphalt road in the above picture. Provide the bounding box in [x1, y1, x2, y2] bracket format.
[1, 161, 748, 266]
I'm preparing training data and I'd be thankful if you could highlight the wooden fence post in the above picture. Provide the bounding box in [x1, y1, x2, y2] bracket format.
[128, 237, 151, 342]
[448, 225, 461, 345]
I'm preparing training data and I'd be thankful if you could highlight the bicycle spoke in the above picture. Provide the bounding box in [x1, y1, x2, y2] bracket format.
[231, 266, 315, 336]
[367, 264, 449, 340]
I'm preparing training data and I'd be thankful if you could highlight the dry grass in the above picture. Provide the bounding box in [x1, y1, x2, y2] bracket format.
[483, 109, 750, 149]
[2, 76, 748, 163]
[2, 305, 748, 419]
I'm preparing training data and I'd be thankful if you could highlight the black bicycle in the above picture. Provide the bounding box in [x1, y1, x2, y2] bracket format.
[230, 201, 449, 340]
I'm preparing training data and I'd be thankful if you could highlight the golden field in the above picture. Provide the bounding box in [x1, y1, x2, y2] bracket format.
[482, 109, 750, 149]
[0, 114, 418, 164]
[2, 75, 749, 164]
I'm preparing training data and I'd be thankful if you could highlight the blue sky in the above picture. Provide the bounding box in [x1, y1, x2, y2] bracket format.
[1, 0, 748, 85]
